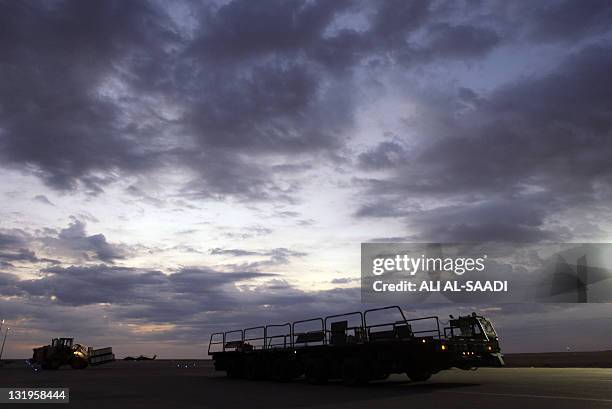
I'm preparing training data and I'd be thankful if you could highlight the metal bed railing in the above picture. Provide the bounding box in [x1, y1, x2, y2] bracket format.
[208, 306, 443, 353]
[324, 311, 365, 344]
[292, 317, 324, 347]
[265, 323, 291, 349]
[244, 326, 266, 350]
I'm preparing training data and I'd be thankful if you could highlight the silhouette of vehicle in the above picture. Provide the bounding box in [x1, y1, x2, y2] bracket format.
[208, 306, 503, 384]
[123, 354, 157, 361]
[30, 338, 89, 370]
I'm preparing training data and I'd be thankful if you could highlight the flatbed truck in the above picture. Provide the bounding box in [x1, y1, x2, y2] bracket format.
[208, 306, 504, 385]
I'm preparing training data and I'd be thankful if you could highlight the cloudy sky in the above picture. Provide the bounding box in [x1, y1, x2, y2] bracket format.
[1, 0, 612, 358]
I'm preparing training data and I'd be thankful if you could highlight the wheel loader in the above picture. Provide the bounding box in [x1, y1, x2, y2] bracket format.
[30, 338, 89, 370]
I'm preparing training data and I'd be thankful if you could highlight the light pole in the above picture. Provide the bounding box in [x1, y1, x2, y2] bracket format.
[0, 327, 10, 361]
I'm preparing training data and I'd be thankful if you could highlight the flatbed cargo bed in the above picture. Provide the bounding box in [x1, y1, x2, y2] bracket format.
[208, 306, 503, 384]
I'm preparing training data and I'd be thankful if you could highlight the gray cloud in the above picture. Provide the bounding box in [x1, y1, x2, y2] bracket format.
[0, 262, 355, 334]
[526, 0, 612, 43]
[0, 230, 59, 265]
[0, 220, 128, 266]
[2, 0, 612, 357]
[42, 220, 127, 263]
[356, 44, 612, 242]
[330, 277, 359, 284]
[0, 0, 522, 203]
[210, 248, 260, 257]
[214, 247, 308, 271]
[33, 195, 55, 206]
[13, 265, 275, 307]
[0, 0, 177, 193]
[357, 140, 409, 170]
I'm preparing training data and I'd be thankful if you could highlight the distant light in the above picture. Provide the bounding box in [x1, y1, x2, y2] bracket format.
[50, 295, 57, 301]
[441, 344, 447, 351]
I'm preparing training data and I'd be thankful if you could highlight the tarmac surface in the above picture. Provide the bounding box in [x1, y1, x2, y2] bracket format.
[1, 360, 611, 408]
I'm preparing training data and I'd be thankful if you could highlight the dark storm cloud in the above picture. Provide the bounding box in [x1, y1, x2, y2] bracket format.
[0, 231, 27, 248]
[0, 0, 177, 192]
[526, 0, 612, 43]
[10, 264, 276, 307]
[0, 220, 128, 265]
[42, 220, 127, 263]
[402, 198, 564, 243]
[396, 23, 501, 65]
[357, 141, 409, 170]
[178, 149, 305, 202]
[0, 271, 22, 296]
[0, 263, 360, 336]
[0, 0, 517, 203]
[357, 43, 612, 242]
[0, 248, 38, 263]
[354, 202, 412, 219]
[190, 0, 354, 62]
[0, 229, 57, 265]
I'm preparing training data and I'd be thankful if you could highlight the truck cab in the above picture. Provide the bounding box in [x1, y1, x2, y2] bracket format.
[446, 313, 503, 367]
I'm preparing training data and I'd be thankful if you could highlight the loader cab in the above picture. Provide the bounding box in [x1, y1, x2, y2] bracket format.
[449, 313, 498, 341]
[52, 338, 74, 350]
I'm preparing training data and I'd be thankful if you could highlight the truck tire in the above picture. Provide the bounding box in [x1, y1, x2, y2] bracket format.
[342, 358, 369, 386]
[246, 356, 267, 380]
[227, 359, 244, 379]
[272, 358, 293, 382]
[305, 358, 328, 384]
[245, 357, 257, 380]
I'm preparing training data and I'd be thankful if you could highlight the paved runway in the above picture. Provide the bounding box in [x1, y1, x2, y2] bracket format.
[1, 360, 611, 408]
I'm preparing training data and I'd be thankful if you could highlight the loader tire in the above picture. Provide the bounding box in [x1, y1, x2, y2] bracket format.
[70, 357, 88, 369]
[407, 371, 431, 382]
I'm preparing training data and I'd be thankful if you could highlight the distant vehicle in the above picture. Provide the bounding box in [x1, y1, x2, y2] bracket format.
[123, 354, 157, 361]
[208, 306, 504, 384]
[30, 338, 115, 370]
[31, 338, 89, 370]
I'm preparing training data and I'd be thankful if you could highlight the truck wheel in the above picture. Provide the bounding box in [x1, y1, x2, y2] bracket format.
[227, 360, 244, 379]
[246, 357, 257, 380]
[305, 359, 328, 384]
[272, 358, 293, 382]
[246, 357, 267, 380]
[407, 371, 431, 382]
[342, 358, 369, 386]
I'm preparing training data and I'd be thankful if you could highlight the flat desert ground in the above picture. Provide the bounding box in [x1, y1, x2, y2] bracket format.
[2, 355, 612, 409]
